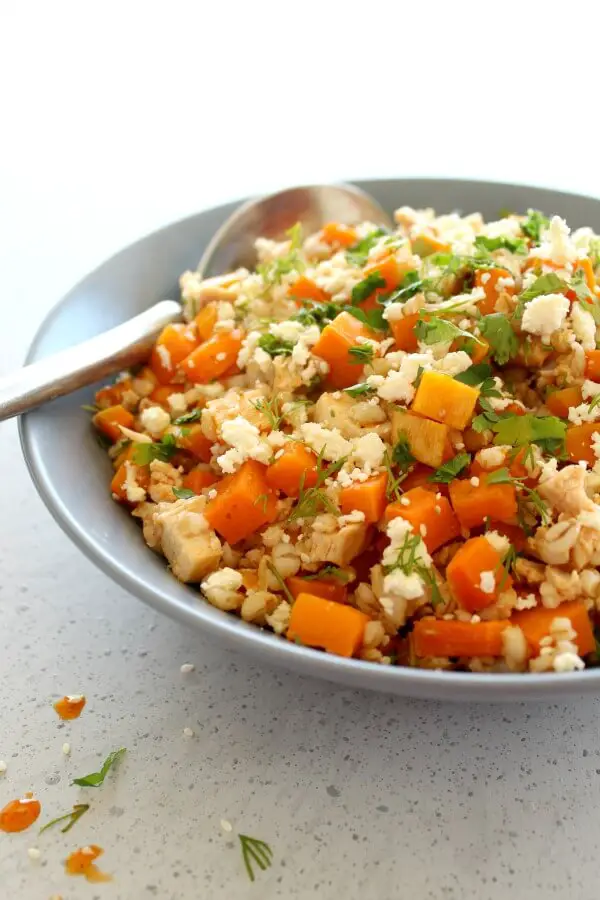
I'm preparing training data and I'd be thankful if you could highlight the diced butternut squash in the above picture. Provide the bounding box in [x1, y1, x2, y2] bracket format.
[584, 350, 600, 382]
[487, 521, 528, 553]
[339, 473, 387, 524]
[182, 466, 218, 493]
[312, 311, 376, 390]
[512, 600, 595, 657]
[289, 275, 330, 304]
[286, 576, 348, 605]
[574, 257, 597, 294]
[320, 222, 358, 248]
[195, 303, 218, 342]
[93, 404, 135, 443]
[287, 592, 369, 657]
[204, 460, 277, 545]
[180, 330, 244, 384]
[466, 336, 490, 365]
[566, 422, 598, 467]
[474, 267, 515, 315]
[390, 312, 420, 352]
[174, 424, 213, 462]
[411, 233, 450, 258]
[470, 447, 530, 481]
[546, 386, 583, 418]
[364, 255, 409, 293]
[150, 323, 199, 384]
[391, 409, 451, 469]
[266, 442, 318, 497]
[398, 463, 436, 492]
[95, 378, 132, 409]
[412, 371, 479, 431]
[449, 476, 517, 530]
[412, 617, 509, 658]
[110, 460, 149, 503]
[385, 486, 460, 553]
[446, 536, 511, 612]
[150, 385, 178, 406]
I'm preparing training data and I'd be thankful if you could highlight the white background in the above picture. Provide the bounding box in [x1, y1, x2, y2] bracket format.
[2, 3, 600, 898]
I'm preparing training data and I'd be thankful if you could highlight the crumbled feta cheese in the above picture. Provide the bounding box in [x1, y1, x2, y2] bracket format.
[480, 272, 491, 284]
[432, 351, 473, 377]
[400, 497, 411, 506]
[582, 380, 600, 400]
[382, 569, 424, 600]
[521, 292, 569, 339]
[217, 416, 271, 472]
[478, 447, 507, 469]
[0, 761, 6, 774]
[571, 302, 597, 351]
[300, 423, 353, 461]
[27, 848, 41, 861]
[156, 343, 172, 369]
[495, 275, 515, 293]
[269, 320, 305, 343]
[553, 651, 585, 673]
[62, 742, 71, 756]
[351, 433, 386, 470]
[338, 510, 366, 527]
[514, 593, 537, 611]
[167, 393, 188, 416]
[470, 476, 480, 487]
[237, 331, 261, 368]
[568, 402, 600, 426]
[480, 217, 522, 240]
[534, 215, 578, 267]
[372, 352, 433, 404]
[592, 431, 600, 461]
[484, 530, 510, 555]
[140, 405, 171, 436]
[124, 462, 146, 504]
[180, 663, 195, 674]
[183, 727, 194, 737]
[479, 570, 496, 594]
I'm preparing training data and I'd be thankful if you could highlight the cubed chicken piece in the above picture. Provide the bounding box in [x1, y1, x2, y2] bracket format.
[156, 497, 222, 583]
[308, 522, 369, 567]
[538, 464, 596, 517]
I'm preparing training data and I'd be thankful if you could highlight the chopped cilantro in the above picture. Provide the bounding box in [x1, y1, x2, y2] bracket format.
[343, 382, 376, 398]
[133, 434, 177, 465]
[72, 748, 126, 788]
[348, 344, 375, 365]
[415, 316, 483, 348]
[474, 235, 527, 255]
[257, 333, 294, 357]
[347, 304, 387, 331]
[345, 228, 388, 266]
[351, 272, 386, 305]
[429, 452, 471, 484]
[173, 408, 202, 425]
[392, 435, 415, 471]
[304, 565, 351, 583]
[521, 209, 549, 244]
[293, 301, 341, 329]
[478, 314, 519, 365]
[173, 487, 196, 500]
[385, 270, 424, 303]
[454, 363, 494, 386]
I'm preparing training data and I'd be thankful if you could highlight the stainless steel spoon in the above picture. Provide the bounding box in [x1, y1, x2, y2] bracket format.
[0, 183, 392, 421]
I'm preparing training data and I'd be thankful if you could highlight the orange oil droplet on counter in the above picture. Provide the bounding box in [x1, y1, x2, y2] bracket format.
[65, 845, 112, 882]
[0, 793, 41, 833]
[54, 695, 86, 720]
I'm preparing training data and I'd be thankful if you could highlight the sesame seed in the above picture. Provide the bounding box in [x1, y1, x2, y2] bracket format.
[220, 818, 233, 833]
[0, 761, 6, 774]
[180, 663, 195, 674]
[62, 743, 71, 756]
[27, 848, 41, 861]
[183, 727, 194, 737]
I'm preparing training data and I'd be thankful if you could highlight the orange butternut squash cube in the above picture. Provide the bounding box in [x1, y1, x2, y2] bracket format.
[339, 472, 388, 524]
[93, 404, 135, 443]
[150, 323, 199, 384]
[385, 486, 460, 553]
[446, 536, 511, 612]
[266, 442, 318, 497]
[287, 592, 369, 657]
[286, 576, 348, 605]
[449, 476, 517, 530]
[391, 410, 451, 469]
[512, 600, 595, 657]
[312, 311, 376, 390]
[204, 460, 277, 545]
[412, 371, 479, 430]
[180, 330, 244, 384]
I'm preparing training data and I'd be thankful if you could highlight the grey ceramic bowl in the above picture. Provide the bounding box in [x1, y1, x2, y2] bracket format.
[20, 178, 600, 701]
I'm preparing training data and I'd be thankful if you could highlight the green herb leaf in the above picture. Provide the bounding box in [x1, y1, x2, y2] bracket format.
[392, 435, 415, 471]
[429, 452, 471, 484]
[351, 272, 386, 305]
[257, 224, 305, 286]
[347, 305, 387, 331]
[345, 228, 388, 266]
[454, 363, 494, 386]
[72, 748, 126, 788]
[491, 413, 566, 451]
[521, 209, 549, 243]
[173, 408, 202, 425]
[289, 451, 346, 522]
[266, 561, 294, 604]
[257, 333, 294, 357]
[172, 487, 196, 500]
[343, 382, 376, 398]
[415, 316, 483, 348]
[348, 344, 375, 365]
[478, 314, 519, 365]
[39, 803, 90, 835]
[384, 270, 424, 304]
[303, 565, 351, 583]
[239, 834, 273, 882]
[132, 434, 177, 465]
[293, 301, 342, 329]
[474, 235, 527, 255]
[251, 396, 284, 430]
[82, 404, 99, 413]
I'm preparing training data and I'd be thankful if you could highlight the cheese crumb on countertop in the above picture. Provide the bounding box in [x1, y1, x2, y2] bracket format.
[180, 663, 195, 674]
[0, 761, 6, 774]
[62, 743, 71, 756]
[183, 727, 194, 737]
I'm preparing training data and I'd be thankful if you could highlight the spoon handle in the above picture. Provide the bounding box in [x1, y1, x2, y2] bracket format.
[0, 300, 181, 422]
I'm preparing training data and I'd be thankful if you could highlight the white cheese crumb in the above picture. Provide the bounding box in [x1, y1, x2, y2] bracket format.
[180, 663, 195, 674]
[156, 343, 172, 369]
[553, 651, 585, 673]
[167, 393, 188, 416]
[419, 524, 428, 537]
[533, 215, 578, 267]
[338, 510, 366, 527]
[183, 727, 194, 737]
[300, 422, 352, 462]
[521, 293, 569, 340]
[62, 742, 71, 756]
[0, 761, 6, 774]
[351, 433, 386, 470]
[478, 447, 507, 469]
[484, 530, 510, 555]
[479, 570, 496, 594]
[218, 415, 271, 472]
[124, 461, 146, 504]
[432, 350, 473, 377]
[220, 818, 233, 833]
[571, 302, 597, 351]
[27, 848, 41, 861]
[140, 405, 171, 436]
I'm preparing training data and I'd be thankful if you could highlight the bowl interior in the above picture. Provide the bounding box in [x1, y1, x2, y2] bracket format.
[20, 178, 600, 701]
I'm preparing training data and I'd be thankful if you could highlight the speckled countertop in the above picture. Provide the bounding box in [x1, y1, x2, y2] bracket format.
[3, 5, 600, 897]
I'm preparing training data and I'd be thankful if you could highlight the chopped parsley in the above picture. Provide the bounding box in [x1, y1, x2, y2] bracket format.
[473, 410, 566, 453]
[173, 487, 196, 500]
[429, 452, 471, 484]
[289, 452, 346, 522]
[521, 209, 549, 243]
[474, 235, 527, 255]
[385, 270, 424, 303]
[454, 363, 494, 386]
[345, 228, 388, 266]
[293, 300, 341, 329]
[415, 316, 483, 348]
[257, 333, 294, 357]
[478, 314, 519, 365]
[343, 382, 376, 398]
[173, 408, 202, 425]
[348, 343, 375, 365]
[351, 272, 386, 305]
[304, 565, 351, 583]
[347, 304, 387, 331]
[72, 747, 126, 788]
[392, 435, 415, 470]
[133, 434, 177, 465]
[257, 223, 305, 286]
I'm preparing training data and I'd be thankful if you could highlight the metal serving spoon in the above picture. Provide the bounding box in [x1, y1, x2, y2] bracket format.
[0, 184, 392, 421]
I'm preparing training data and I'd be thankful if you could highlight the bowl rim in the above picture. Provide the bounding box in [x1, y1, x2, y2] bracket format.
[19, 176, 600, 699]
